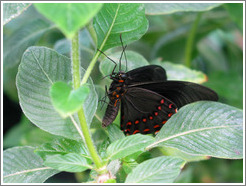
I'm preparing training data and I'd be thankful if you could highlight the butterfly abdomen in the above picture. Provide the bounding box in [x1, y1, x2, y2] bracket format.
[102, 100, 120, 127]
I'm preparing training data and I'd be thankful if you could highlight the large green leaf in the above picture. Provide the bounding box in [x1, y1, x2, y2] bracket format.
[145, 3, 222, 15]
[35, 138, 90, 160]
[147, 102, 243, 159]
[93, 3, 148, 51]
[151, 60, 207, 83]
[3, 3, 30, 25]
[3, 18, 53, 69]
[34, 3, 103, 39]
[99, 50, 149, 78]
[107, 134, 154, 160]
[125, 156, 185, 183]
[16, 47, 98, 140]
[3, 146, 59, 183]
[44, 153, 92, 173]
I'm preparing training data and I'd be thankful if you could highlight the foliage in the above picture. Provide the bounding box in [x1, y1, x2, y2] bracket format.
[3, 2, 243, 183]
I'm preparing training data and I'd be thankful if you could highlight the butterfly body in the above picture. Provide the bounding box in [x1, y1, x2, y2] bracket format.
[102, 65, 218, 135]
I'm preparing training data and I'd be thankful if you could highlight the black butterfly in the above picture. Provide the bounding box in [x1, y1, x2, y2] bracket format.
[100, 38, 218, 135]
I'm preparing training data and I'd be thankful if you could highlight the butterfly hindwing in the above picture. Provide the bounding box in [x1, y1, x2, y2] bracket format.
[120, 87, 177, 135]
[130, 81, 218, 108]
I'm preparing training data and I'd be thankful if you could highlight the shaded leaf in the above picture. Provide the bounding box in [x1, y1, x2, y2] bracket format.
[94, 3, 148, 51]
[3, 146, 59, 183]
[125, 156, 185, 183]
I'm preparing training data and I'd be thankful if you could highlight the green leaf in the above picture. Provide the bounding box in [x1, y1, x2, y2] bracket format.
[35, 138, 90, 160]
[34, 3, 103, 38]
[107, 134, 154, 160]
[125, 156, 185, 183]
[50, 82, 90, 118]
[145, 3, 222, 15]
[3, 146, 59, 183]
[93, 3, 148, 51]
[99, 50, 149, 78]
[3, 3, 30, 25]
[223, 3, 243, 32]
[16, 47, 98, 140]
[44, 153, 92, 173]
[3, 17, 53, 69]
[148, 101, 243, 159]
[151, 60, 207, 83]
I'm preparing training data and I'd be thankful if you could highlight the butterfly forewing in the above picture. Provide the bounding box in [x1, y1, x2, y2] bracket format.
[126, 65, 167, 85]
[121, 87, 178, 135]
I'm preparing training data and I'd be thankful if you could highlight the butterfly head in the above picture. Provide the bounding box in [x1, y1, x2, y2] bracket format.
[110, 71, 128, 82]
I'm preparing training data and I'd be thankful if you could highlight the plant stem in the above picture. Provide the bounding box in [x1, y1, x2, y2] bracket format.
[184, 12, 202, 67]
[71, 32, 106, 173]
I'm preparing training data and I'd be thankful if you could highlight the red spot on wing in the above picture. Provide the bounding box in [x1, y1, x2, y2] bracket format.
[118, 80, 124, 83]
[154, 125, 160, 128]
[135, 120, 139, 124]
[160, 99, 165, 104]
[169, 104, 173, 108]
[158, 106, 162, 110]
[154, 112, 158, 116]
[162, 120, 167, 124]
[144, 129, 150, 132]
[168, 113, 173, 117]
[149, 116, 153, 120]
[155, 130, 160, 135]
[126, 122, 132, 126]
[142, 118, 147, 122]
[133, 130, 140, 134]
[175, 108, 178, 113]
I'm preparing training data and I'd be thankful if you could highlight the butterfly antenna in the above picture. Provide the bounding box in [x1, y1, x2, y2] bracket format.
[119, 34, 128, 72]
[97, 49, 117, 74]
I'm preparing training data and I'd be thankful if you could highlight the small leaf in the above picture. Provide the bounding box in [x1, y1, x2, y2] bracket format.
[94, 3, 148, 51]
[50, 82, 90, 118]
[3, 3, 30, 25]
[35, 3, 103, 38]
[44, 153, 92, 173]
[148, 101, 243, 159]
[151, 60, 207, 83]
[16, 47, 98, 140]
[107, 134, 154, 160]
[125, 156, 185, 183]
[145, 3, 222, 15]
[3, 146, 59, 183]
[99, 50, 149, 77]
[35, 138, 90, 160]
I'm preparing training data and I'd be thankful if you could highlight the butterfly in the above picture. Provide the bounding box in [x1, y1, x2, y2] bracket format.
[100, 37, 218, 135]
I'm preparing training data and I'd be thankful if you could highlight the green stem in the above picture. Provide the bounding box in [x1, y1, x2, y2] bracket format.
[71, 32, 106, 174]
[184, 12, 202, 67]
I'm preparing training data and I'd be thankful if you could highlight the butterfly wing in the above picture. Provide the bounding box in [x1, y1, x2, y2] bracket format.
[129, 81, 218, 108]
[126, 65, 167, 85]
[121, 87, 177, 135]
